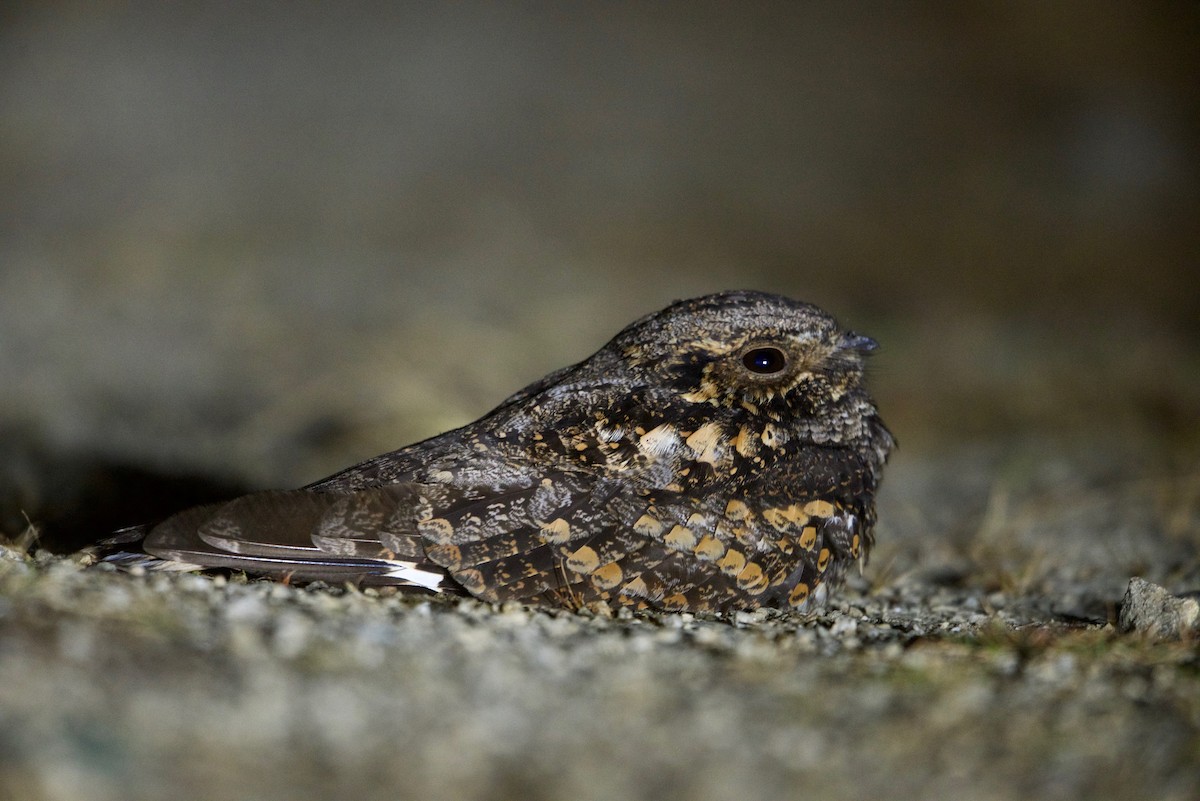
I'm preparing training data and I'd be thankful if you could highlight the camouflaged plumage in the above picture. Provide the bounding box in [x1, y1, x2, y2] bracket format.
[136, 290, 894, 613]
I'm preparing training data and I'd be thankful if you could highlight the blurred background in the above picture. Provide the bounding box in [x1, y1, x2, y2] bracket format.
[1, 1, 1197, 544]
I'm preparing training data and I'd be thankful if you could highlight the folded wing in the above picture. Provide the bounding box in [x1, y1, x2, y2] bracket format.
[139, 445, 874, 613]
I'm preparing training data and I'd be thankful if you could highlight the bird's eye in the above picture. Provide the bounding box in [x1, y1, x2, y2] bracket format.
[742, 346, 788, 375]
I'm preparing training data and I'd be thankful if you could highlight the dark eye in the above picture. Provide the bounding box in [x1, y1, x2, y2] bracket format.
[742, 346, 788, 375]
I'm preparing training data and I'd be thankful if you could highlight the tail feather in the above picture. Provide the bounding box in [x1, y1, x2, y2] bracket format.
[95, 490, 461, 593]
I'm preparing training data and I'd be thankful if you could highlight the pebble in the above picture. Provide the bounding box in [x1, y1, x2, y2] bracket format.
[1117, 577, 1200, 640]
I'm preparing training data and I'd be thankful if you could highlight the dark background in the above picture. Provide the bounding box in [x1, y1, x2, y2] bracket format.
[3, 1, 1197, 487]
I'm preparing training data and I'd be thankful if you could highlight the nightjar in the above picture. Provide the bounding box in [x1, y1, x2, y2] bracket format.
[121, 291, 893, 613]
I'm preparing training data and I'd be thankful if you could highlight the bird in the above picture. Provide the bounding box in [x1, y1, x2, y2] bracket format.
[112, 290, 893, 613]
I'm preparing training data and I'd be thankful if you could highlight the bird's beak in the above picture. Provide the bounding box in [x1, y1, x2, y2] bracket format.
[839, 331, 879, 354]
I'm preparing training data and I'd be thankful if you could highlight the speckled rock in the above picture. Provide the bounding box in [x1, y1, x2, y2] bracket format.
[1118, 578, 1200, 640]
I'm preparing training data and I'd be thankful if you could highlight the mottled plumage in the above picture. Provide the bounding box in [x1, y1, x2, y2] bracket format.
[122, 291, 893, 613]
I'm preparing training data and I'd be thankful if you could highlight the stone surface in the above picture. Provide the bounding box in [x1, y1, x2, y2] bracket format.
[1119, 577, 1200, 640]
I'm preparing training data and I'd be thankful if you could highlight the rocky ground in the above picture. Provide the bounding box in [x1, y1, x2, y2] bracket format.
[3, 431, 1197, 801]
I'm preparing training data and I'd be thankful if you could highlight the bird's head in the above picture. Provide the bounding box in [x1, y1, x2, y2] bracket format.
[612, 290, 879, 427]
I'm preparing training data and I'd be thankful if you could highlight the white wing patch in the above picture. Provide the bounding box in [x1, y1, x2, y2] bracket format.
[382, 561, 454, 591]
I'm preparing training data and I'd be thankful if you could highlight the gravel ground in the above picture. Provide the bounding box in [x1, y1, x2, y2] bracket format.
[3, 437, 1198, 801]
[2, 549, 1198, 801]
